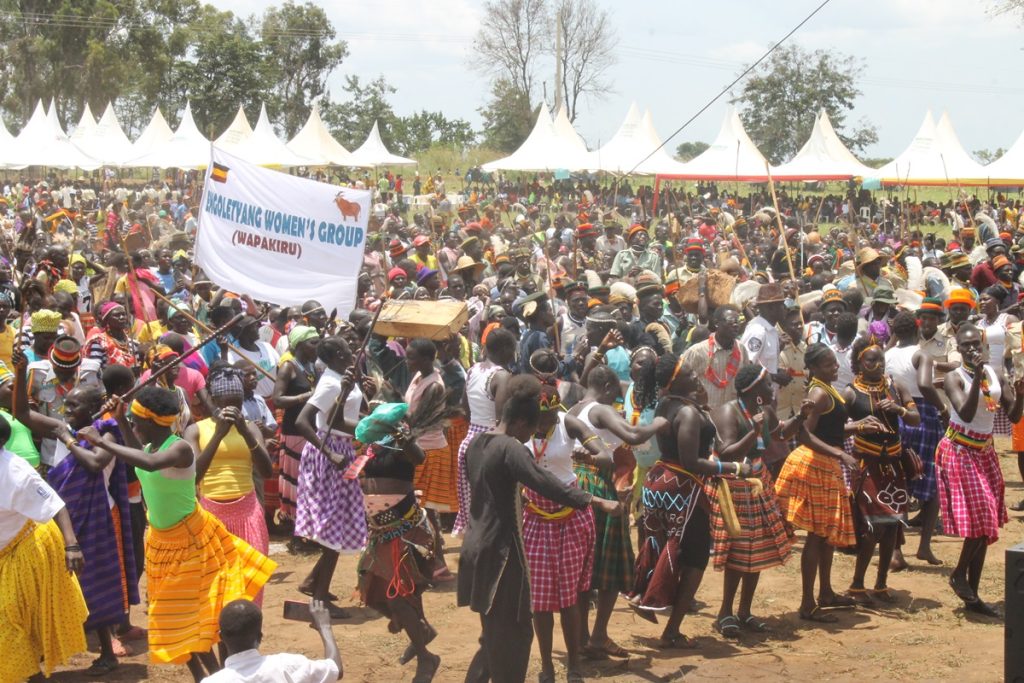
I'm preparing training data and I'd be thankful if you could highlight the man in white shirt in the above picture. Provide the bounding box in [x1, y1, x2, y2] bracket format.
[202, 599, 341, 683]
[740, 282, 791, 390]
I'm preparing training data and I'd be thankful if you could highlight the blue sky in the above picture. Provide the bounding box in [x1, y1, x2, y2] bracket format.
[210, 0, 1024, 159]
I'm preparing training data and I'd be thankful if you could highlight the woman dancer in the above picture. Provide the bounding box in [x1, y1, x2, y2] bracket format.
[570, 364, 667, 655]
[452, 328, 515, 536]
[188, 364, 273, 604]
[84, 301, 141, 370]
[355, 408, 442, 682]
[294, 336, 367, 615]
[774, 343, 885, 623]
[627, 353, 751, 648]
[82, 387, 276, 681]
[710, 364, 809, 638]
[525, 384, 610, 681]
[842, 337, 920, 604]
[938, 324, 1024, 616]
[975, 286, 1018, 435]
[271, 325, 320, 529]
[624, 346, 660, 517]
[0, 415, 89, 682]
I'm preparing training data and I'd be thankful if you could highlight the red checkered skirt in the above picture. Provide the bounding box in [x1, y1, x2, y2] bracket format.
[522, 484, 596, 612]
[708, 460, 792, 573]
[936, 428, 1008, 544]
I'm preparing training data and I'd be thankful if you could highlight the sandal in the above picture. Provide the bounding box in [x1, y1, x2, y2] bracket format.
[799, 606, 838, 623]
[847, 587, 874, 606]
[658, 633, 698, 649]
[964, 599, 1001, 618]
[715, 615, 741, 640]
[583, 639, 629, 659]
[872, 587, 896, 603]
[566, 670, 586, 683]
[86, 657, 118, 677]
[818, 594, 856, 608]
[739, 614, 769, 632]
[110, 637, 131, 657]
[949, 576, 977, 604]
[538, 672, 556, 683]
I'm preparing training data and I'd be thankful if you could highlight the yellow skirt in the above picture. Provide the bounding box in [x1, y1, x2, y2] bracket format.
[0, 520, 89, 682]
[145, 506, 277, 665]
[774, 445, 856, 548]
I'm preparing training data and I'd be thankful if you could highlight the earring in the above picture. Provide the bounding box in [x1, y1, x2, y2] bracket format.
[755, 396, 764, 406]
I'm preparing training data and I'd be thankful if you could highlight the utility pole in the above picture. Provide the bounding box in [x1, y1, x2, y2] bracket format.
[553, 4, 563, 114]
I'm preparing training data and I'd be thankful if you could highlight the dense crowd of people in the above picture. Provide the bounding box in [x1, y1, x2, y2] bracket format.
[2, 171, 1023, 683]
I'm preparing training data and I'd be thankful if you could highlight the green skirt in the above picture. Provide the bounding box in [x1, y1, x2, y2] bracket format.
[574, 462, 633, 591]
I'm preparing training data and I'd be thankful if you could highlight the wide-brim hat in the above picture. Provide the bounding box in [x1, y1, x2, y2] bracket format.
[871, 288, 898, 305]
[453, 255, 486, 275]
[755, 282, 786, 304]
[856, 247, 882, 269]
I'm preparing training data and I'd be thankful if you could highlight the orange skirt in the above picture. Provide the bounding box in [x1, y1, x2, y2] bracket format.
[774, 446, 855, 548]
[414, 444, 459, 513]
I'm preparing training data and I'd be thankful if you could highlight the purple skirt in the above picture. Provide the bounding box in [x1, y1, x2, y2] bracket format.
[295, 431, 367, 552]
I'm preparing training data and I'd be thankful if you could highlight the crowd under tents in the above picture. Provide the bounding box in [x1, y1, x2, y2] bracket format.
[6, 96, 1024, 186]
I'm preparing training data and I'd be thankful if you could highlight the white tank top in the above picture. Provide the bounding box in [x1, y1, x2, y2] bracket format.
[577, 400, 624, 450]
[978, 314, 1008, 367]
[884, 345, 920, 398]
[465, 362, 501, 428]
[525, 413, 576, 485]
[949, 365, 1001, 436]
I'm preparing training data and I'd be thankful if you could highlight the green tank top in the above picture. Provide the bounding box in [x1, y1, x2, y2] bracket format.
[135, 434, 196, 529]
[1, 410, 40, 468]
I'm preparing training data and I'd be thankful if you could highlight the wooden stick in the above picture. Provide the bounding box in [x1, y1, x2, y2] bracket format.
[148, 288, 275, 381]
[765, 163, 805, 327]
[92, 312, 245, 419]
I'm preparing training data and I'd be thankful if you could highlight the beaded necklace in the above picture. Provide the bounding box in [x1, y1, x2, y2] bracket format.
[962, 366, 998, 412]
[852, 374, 897, 430]
[531, 424, 557, 461]
[737, 397, 766, 452]
[809, 377, 845, 404]
[706, 334, 741, 389]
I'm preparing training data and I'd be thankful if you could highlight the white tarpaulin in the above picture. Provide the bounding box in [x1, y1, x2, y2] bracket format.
[771, 110, 876, 181]
[196, 147, 369, 315]
[124, 102, 210, 169]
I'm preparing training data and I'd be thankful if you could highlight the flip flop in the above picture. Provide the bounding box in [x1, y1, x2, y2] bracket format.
[715, 615, 741, 639]
[799, 606, 838, 623]
[739, 614, 769, 633]
[658, 633, 698, 649]
[964, 599, 1001, 618]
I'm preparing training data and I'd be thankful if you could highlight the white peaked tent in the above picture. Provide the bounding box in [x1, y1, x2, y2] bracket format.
[482, 107, 591, 172]
[588, 103, 686, 175]
[876, 111, 987, 186]
[130, 108, 174, 160]
[214, 106, 253, 151]
[74, 102, 135, 166]
[665, 106, 770, 181]
[223, 103, 310, 166]
[347, 120, 415, 167]
[771, 110, 876, 181]
[68, 104, 98, 146]
[0, 116, 15, 166]
[123, 102, 210, 168]
[5, 99, 99, 169]
[552, 106, 590, 158]
[981, 126, 1024, 184]
[287, 105, 353, 166]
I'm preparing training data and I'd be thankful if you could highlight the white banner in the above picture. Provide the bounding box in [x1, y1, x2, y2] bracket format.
[196, 147, 370, 316]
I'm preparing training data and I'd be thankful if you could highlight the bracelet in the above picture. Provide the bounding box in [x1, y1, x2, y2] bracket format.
[716, 460, 723, 474]
[733, 462, 741, 475]
[580, 435, 600, 447]
[64, 545, 81, 552]
[593, 352, 605, 361]
[63, 437, 77, 449]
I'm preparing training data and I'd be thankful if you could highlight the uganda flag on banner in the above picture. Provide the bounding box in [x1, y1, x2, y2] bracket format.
[211, 162, 230, 183]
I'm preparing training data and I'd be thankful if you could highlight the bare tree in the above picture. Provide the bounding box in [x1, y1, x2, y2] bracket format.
[471, 0, 550, 102]
[551, 0, 617, 122]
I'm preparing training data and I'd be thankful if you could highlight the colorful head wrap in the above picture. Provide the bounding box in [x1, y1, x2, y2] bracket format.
[98, 301, 124, 321]
[30, 309, 62, 334]
[992, 255, 1012, 271]
[54, 279, 78, 295]
[288, 325, 319, 350]
[917, 297, 945, 317]
[208, 367, 245, 402]
[129, 399, 177, 427]
[388, 267, 406, 282]
[69, 253, 87, 267]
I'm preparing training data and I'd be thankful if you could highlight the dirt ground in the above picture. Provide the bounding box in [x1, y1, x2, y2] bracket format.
[49, 442, 1024, 683]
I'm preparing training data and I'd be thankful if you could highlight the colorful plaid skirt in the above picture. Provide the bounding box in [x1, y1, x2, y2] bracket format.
[414, 443, 459, 513]
[522, 484, 596, 612]
[993, 406, 1014, 436]
[145, 507, 276, 664]
[629, 461, 707, 610]
[775, 445, 856, 548]
[278, 433, 306, 520]
[903, 399, 943, 502]
[296, 432, 367, 552]
[936, 426, 1008, 543]
[574, 462, 633, 592]
[452, 422, 490, 536]
[0, 520, 89, 681]
[708, 460, 792, 573]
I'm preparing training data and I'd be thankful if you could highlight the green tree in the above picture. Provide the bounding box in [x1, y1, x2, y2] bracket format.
[260, 1, 347, 138]
[320, 75, 400, 150]
[732, 44, 878, 165]
[973, 147, 1007, 164]
[675, 141, 709, 161]
[479, 78, 536, 153]
[169, 5, 269, 137]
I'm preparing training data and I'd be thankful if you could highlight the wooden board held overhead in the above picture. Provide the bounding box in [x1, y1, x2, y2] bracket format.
[373, 299, 468, 340]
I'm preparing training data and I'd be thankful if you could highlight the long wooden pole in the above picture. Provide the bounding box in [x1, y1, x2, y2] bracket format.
[765, 163, 805, 327]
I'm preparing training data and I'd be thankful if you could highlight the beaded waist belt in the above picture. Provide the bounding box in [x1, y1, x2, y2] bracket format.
[525, 500, 575, 521]
[852, 436, 902, 459]
[945, 425, 992, 449]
